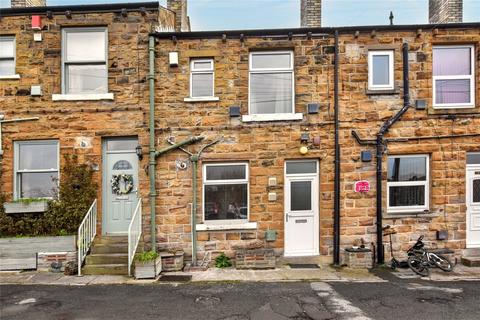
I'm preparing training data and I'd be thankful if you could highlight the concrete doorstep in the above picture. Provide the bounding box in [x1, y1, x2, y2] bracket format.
[0, 265, 385, 286]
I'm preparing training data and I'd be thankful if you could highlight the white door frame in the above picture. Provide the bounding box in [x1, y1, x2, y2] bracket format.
[466, 164, 480, 248]
[102, 137, 139, 235]
[284, 160, 319, 257]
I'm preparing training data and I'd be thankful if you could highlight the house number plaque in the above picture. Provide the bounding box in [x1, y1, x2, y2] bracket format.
[355, 180, 370, 193]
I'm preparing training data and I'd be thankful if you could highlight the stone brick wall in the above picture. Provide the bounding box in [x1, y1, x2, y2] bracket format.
[301, 0, 322, 28]
[0, 10, 157, 237]
[155, 27, 480, 263]
[11, 0, 46, 7]
[429, 0, 463, 23]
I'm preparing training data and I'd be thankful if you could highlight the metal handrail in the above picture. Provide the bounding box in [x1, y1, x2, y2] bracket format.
[77, 199, 97, 276]
[128, 198, 142, 277]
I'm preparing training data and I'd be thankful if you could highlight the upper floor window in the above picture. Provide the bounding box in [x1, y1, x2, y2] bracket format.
[14, 140, 59, 199]
[249, 51, 294, 116]
[433, 45, 475, 108]
[203, 163, 249, 223]
[0, 36, 16, 77]
[190, 58, 214, 98]
[368, 50, 394, 90]
[62, 28, 108, 94]
[387, 155, 429, 214]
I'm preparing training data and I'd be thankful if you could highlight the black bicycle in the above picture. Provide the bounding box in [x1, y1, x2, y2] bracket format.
[407, 235, 454, 276]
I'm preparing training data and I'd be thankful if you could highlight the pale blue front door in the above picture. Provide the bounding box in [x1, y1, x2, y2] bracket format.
[103, 138, 139, 234]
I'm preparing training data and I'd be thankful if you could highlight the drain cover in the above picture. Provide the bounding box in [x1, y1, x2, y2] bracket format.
[288, 264, 320, 269]
[158, 275, 192, 282]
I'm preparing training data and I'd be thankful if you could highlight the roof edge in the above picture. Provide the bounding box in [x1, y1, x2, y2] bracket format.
[151, 22, 480, 39]
[0, 1, 160, 16]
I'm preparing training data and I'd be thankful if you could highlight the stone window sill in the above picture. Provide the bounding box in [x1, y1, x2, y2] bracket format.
[366, 88, 399, 95]
[184, 97, 220, 102]
[432, 104, 475, 110]
[0, 74, 20, 80]
[384, 212, 439, 219]
[196, 222, 257, 231]
[52, 93, 114, 101]
[242, 113, 303, 122]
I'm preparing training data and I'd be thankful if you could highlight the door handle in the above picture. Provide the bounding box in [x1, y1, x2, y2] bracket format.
[286, 214, 289, 222]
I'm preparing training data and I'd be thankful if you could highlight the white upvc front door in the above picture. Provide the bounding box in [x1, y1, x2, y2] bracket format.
[284, 160, 319, 257]
[466, 164, 480, 248]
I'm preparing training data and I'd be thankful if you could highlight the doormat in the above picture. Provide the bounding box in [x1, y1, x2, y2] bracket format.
[288, 264, 320, 269]
[158, 274, 192, 282]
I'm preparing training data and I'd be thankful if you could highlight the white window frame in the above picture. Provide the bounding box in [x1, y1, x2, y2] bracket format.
[13, 140, 60, 200]
[189, 58, 215, 99]
[368, 50, 394, 90]
[432, 45, 475, 109]
[245, 51, 300, 122]
[61, 27, 108, 95]
[387, 154, 430, 214]
[202, 162, 249, 225]
[0, 36, 20, 79]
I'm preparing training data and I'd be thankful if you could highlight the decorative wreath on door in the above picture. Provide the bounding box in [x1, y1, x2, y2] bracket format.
[111, 174, 134, 195]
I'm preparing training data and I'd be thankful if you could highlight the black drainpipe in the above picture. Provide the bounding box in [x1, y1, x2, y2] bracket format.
[375, 42, 410, 264]
[333, 30, 341, 265]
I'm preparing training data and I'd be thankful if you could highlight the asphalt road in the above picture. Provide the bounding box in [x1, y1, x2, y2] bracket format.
[1, 274, 479, 320]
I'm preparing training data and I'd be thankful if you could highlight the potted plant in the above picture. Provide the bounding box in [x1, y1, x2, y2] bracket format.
[134, 251, 162, 279]
[3, 198, 49, 214]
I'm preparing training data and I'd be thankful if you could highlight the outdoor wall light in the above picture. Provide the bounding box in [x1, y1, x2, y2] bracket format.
[136, 145, 143, 160]
[300, 132, 310, 143]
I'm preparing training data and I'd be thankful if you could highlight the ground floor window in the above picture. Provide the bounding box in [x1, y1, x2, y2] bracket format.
[387, 155, 429, 213]
[14, 140, 59, 199]
[203, 163, 248, 223]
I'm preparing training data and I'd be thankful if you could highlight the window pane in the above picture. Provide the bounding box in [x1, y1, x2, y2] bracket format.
[286, 161, 317, 174]
[67, 64, 107, 94]
[467, 153, 480, 165]
[192, 61, 212, 70]
[206, 165, 246, 180]
[435, 79, 471, 104]
[250, 72, 293, 114]
[388, 157, 426, 182]
[19, 143, 58, 170]
[19, 172, 58, 198]
[204, 184, 247, 220]
[0, 38, 14, 58]
[66, 31, 106, 61]
[433, 47, 471, 76]
[291, 181, 311, 211]
[473, 179, 480, 203]
[389, 185, 425, 207]
[106, 139, 138, 151]
[251, 53, 291, 69]
[0, 59, 15, 76]
[372, 55, 390, 85]
[191, 73, 213, 97]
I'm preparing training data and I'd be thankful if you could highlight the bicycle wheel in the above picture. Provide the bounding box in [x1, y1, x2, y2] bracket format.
[430, 253, 453, 272]
[407, 255, 430, 277]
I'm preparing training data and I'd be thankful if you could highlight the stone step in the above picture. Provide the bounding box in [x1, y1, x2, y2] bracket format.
[82, 264, 128, 275]
[462, 248, 480, 257]
[91, 244, 128, 254]
[278, 256, 322, 266]
[86, 253, 128, 265]
[461, 256, 480, 267]
[94, 236, 128, 245]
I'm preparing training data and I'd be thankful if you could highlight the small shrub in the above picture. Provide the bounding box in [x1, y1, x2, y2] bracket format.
[215, 253, 232, 268]
[136, 251, 159, 263]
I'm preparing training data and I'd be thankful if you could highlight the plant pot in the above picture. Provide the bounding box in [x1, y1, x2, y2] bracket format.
[134, 256, 162, 279]
[160, 251, 184, 272]
[3, 201, 49, 214]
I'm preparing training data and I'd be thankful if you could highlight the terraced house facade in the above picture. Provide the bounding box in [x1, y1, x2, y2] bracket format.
[1, 0, 479, 274]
